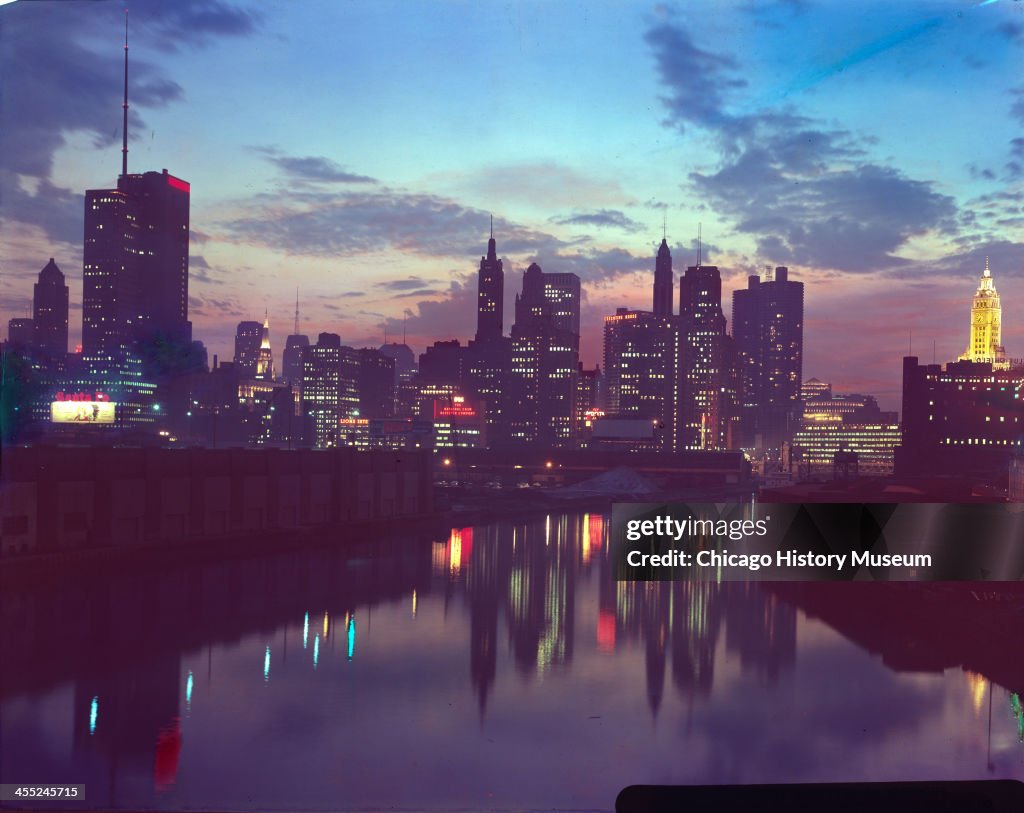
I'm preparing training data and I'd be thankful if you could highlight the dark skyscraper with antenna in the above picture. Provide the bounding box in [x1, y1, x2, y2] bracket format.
[80, 14, 190, 425]
[283, 291, 309, 388]
[475, 217, 504, 343]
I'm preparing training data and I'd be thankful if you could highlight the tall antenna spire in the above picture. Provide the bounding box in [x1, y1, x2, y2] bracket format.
[984, 255, 991, 277]
[662, 209, 667, 241]
[490, 214, 493, 240]
[697, 222, 702, 267]
[402, 312, 407, 345]
[294, 288, 299, 335]
[121, 9, 129, 178]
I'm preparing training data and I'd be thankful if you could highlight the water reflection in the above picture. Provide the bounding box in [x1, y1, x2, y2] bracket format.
[0, 514, 1022, 811]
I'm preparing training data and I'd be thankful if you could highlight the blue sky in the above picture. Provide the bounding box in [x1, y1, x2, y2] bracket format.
[1, 0, 1023, 407]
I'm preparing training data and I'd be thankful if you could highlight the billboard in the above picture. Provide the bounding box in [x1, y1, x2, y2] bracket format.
[51, 401, 116, 424]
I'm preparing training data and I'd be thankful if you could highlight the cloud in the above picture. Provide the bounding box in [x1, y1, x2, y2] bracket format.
[377, 276, 434, 292]
[692, 160, 957, 272]
[1010, 86, 1024, 124]
[382, 277, 477, 347]
[254, 147, 377, 184]
[995, 21, 1023, 43]
[393, 288, 440, 298]
[646, 19, 959, 273]
[644, 22, 746, 136]
[530, 247, 651, 285]
[187, 294, 245, 318]
[0, 0, 258, 243]
[551, 209, 642, 232]
[887, 239, 1024, 282]
[222, 188, 568, 260]
[967, 163, 997, 181]
[458, 162, 633, 210]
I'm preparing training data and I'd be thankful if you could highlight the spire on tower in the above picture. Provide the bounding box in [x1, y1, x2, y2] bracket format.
[121, 9, 129, 178]
[984, 256, 991, 277]
[486, 215, 497, 262]
[697, 222, 702, 268]
[294, 288, 300, 335]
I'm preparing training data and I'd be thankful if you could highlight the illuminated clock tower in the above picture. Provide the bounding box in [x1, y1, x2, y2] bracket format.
[256, 314, 275, 380]
[959, 257, 1008, 369]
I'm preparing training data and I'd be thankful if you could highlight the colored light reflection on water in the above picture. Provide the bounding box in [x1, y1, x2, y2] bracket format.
[2, 512, 1023, 812]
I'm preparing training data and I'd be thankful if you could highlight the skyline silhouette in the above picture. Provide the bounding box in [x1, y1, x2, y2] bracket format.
[1, 2, 1023, 411]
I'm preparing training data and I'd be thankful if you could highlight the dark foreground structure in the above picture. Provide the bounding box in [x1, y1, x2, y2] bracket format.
[0, 446, 433, 556]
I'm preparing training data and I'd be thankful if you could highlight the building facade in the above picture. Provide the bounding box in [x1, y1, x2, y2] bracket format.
[602, 309, 678, 451]
[898, 357, 1024, 477]
[234, 321, 263, 380]
[508, 263, 581, 445]
[83, 170, 191, 362]
[679, 264, 737, 450]
[732, 267, 804, 452]
[33, 259, 69, 364]
[794, 394, 901, 476]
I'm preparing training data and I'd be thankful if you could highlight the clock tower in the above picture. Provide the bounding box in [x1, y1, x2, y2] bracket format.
[958, 257, 1008, 369]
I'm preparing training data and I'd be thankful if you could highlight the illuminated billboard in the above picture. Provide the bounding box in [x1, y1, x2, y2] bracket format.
[51, 401, 116, 424]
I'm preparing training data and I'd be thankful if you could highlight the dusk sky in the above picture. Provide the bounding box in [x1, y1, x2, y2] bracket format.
[2, 0, 1023, 409]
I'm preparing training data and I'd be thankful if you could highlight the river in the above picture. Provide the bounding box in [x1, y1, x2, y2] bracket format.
[1, 511, 1022, 811]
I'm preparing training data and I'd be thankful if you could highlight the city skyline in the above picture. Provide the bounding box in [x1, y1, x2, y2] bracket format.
[2, 1, 1024, 409]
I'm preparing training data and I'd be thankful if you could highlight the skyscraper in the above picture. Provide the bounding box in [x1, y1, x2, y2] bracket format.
[234, 321, 262, 379]
[282, 335, 309, 387]
[379, 341, 418, 418]
[653, 238, 673, 317]
[79, 22, 188, 426]
[467, 229, 512, 445]
[82, 170, 191, 360]
[508, 263, 580, 445]
[255, 315, 274, 381]
[302, 333, 342, 448]
[357, 348, 396, 418]
[679, 264, 737, 450]
[33, 258, 69, 363]
[958, 257, 1007, 369]
[732, 267, 804, 451]
[282, 293, 309, 388]
[6, 319, 34, 351]
[602, 309, 678, 449]
[378, 342, 417, 384]
[475, 218, 504, 342]
[513, 264, 581, 336]
[899, 271, 1021, 477]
